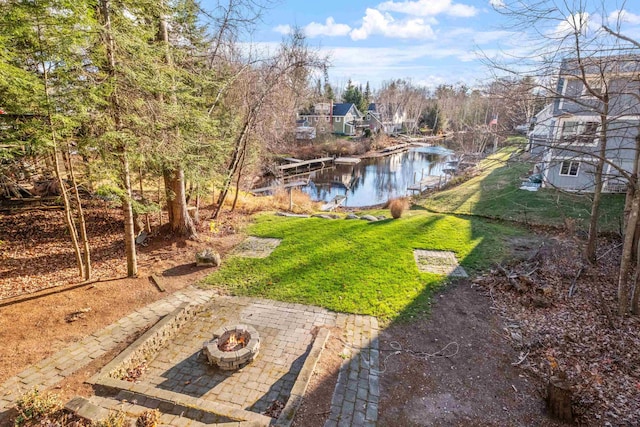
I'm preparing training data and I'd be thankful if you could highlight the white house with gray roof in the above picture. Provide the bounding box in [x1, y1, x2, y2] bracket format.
[528, 55, 640, 193]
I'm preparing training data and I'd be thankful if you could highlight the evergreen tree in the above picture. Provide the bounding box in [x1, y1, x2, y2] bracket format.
[323, 67, 335, 101]
[93, 0, 169, 276]
[0, 0, 95, 279]
[363, 81, 372, 112]
[342, 79, 362, 108]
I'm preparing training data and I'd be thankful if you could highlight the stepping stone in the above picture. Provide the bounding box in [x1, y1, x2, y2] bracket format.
[413, 250, 468, 277]
[234, 236, 282, 258]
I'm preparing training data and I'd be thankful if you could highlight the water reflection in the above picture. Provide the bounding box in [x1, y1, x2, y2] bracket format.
[301, 146, 454, 207]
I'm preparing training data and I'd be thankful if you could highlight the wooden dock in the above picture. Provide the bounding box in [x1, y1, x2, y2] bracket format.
[276, 157, 333, 173]
[334, 157, 361, 165]
[251, 180, 308, 194]
[407, 176, 445, 193]
[321, 195, 347, 211]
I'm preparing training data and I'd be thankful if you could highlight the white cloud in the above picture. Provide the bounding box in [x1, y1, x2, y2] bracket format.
[377, 0, 477, 18]
[551, 12, 593, 38]
[273, 24, 292, 35]
[350, 8, 436, 40]
[488, 0, 505, 8]
[609, 9, 640, 26]
[304, 17, 351, 37]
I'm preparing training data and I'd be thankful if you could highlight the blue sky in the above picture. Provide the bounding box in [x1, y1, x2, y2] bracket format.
[207, 0, 640, 91]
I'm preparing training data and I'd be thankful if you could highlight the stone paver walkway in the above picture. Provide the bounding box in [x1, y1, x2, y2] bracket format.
[0, 286, 215, 415]
[0, 288, 379, 426]
[326, 314, 380, 427]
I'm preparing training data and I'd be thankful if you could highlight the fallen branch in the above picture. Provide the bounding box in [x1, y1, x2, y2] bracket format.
[512, 350, 530, 366]
[568, 266, 584, 297]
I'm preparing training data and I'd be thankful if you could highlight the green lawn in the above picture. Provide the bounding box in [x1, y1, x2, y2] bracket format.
[202, 211, 525, 320]
[420, 147, 625, 233]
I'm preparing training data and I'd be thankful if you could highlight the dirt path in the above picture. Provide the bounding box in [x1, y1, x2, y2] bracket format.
[377, 281, 561, 427]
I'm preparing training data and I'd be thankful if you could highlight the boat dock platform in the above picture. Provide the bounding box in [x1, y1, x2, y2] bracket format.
[251, 180, 308, 195]
[334, 157, 361, 165]
[321, 195, 347, 211]
[407, 175, 446, 193]
[276, 157, 333, 173]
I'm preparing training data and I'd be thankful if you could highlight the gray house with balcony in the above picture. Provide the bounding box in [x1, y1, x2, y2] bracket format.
[528, 55, 640, 193]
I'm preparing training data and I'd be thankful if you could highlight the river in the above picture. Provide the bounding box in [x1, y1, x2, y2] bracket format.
[300, 145, 455, 207]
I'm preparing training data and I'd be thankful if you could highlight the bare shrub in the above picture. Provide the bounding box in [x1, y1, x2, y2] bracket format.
[389, 197, 409, 219]
[272, 189, 319, 213]
[219, 188, 319, 215]
[95, 410, 130, 427]
[14, 388, 61, 426]
[136, 409, 160, 427]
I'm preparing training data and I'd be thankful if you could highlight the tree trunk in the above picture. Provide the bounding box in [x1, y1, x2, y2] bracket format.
[52, 149, 85, 278]
[547, 376, 573, 423]
[139, 166, 151, 233]
[618, 185, 639, 315]
[163, 168, 197, 239]
[585, 167, 604, 263]
[585, 114, 609, 263]
[35, 17, 89, 280]
[100, 0, 137, 277]
[121, 151, 138, 277]
[214, 116, 252, 219]
[64, 141, 92, 280]
[632, 235, 640, 314]
[157, 4, 196, 239]
[231, 147, 247, 212]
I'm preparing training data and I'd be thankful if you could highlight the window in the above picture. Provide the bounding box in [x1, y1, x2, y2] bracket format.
[325, 116, 330, 122]
[319, 127, 325, 132]
[561, 120, 599, 144]
[579, 121, 598, 143]
[560, 161, 580, 176]
[562, 121, 578, 138]
[335, 117, 341, 122]
[583, 78, 603, 97]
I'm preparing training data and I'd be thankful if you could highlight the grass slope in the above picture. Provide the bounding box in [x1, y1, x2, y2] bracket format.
[420, 147, 625, 233]
[203, 211, 524, 320]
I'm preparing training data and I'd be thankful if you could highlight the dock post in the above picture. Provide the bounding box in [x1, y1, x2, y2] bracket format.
[289, 187, 293, 211]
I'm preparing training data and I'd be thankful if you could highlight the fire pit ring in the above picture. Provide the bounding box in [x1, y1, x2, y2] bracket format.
[203, 324, 260, 370]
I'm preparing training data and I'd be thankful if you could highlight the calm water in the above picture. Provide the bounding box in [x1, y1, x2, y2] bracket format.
[301, 146, 454, 207]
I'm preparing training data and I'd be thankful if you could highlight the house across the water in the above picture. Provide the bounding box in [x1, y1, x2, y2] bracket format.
[297, 102, 363, 138]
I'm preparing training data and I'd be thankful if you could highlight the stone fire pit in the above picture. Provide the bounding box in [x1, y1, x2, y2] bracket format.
[203, 324, 260, 370]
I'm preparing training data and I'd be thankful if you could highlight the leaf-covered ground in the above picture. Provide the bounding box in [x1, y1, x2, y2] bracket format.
[475, 235, 640, 425]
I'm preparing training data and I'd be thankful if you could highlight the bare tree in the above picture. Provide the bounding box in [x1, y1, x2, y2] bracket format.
[490, 0, 640, 314]
[213, 29, 325, 219]
[376, 79, 430, 134]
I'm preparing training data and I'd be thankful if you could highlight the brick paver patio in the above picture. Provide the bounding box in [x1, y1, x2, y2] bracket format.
[0, 288, 379, 426]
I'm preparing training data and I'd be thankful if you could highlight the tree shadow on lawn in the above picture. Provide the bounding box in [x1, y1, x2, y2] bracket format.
[371, 189, 561, 425]
[289, 212, 551, 426]
[222, 216, 444, 315]
[424, 156, 623, 232]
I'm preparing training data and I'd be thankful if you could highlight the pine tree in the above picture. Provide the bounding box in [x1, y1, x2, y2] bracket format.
[93, 0, 169, 276]
[0, 0, 95, 279]
[323, 68, 335, 101]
